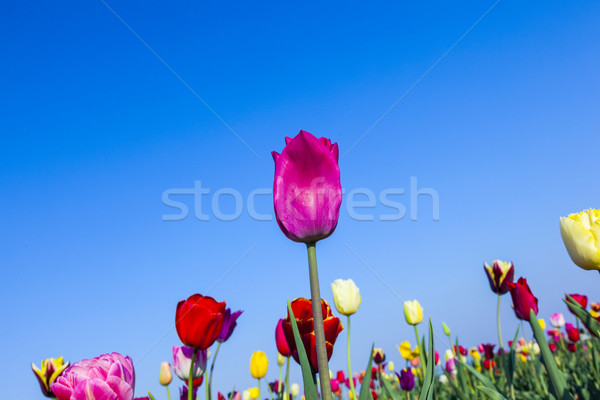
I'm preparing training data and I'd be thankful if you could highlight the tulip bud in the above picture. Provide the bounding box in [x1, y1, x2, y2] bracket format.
[159, 361, 172, 386]
[31, 357, 70, 398]
[242, 390, 251, 400]
[442, 322, 451, 336]
[483, 260, 515, 294]
[560, 209, 600, 270]
[550, 313, 565, 328]
[387, 361, 394, 372]
[403, 300, 423, 326]
[249, 387, 259, 399]
[331, 278, 362, 316]
[277, 352, 286, 366]
[250, 351, 268, 379]
[372, 348, 385, 365]
[291, 383, 300, 397]
[508, 277, 538, 321]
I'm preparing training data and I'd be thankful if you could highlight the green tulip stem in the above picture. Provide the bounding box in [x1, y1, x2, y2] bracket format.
[189, 348, 197, 400]
[208, 342, 221, 400]
[267, 378, 274, 400]
[497, 294, 504, 350]
[306, 242, 333, 400]
[278, 363, 283, 394]
[346, 315, 357, 400]
[258, 378, 262, 400]
[284, 357, 290, 400]
[413, 324, 425, 381]
[206, 370, 209, 400]
[166, 385, 172, 400]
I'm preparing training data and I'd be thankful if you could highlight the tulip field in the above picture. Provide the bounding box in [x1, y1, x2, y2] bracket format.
[30, 132, 600, 400]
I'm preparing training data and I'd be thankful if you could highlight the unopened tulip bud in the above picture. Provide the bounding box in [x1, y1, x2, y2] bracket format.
[291, 383, 300, 397]
[277, 353, 286, 366]
[403, 300, 423, 326]
[242, 390, 251, 400]
[159, 361, 172, 385]
[331, 278, 362, 316]
[250, 351, 268, 379]
[442, 322, 451, 336]
[387, 361, 394, 372]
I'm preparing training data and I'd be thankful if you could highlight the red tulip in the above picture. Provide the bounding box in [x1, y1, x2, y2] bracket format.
[275, 319, 292, 357]
[508, 277, 538, 321]
[481, 344, 495, 360]
[176, 294, 226, 350]
[336, 371, 345, 383]
[565, 323, 580, 342]
[282, 298, 343, 371]
[549, 343, 557, 352]
[483, 360, 496, 370]
[567, 294, 588, 314]
[567, 343, 577, 353]
[272, 130, 342, 244]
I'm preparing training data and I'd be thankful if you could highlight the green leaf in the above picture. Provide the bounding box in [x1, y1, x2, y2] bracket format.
[380, 374, 402, 400]
[454, 338, 469, 395]
[565, 294, 600, 338]
[358, 344, 375, 400]
[457, 360, 506, 399]
[287, 300, 318, 400]
[529, 309, 574, 400]
[418, 319, 436, 400]
[475, 385, 509, 400]
[148, 392, 157, 400]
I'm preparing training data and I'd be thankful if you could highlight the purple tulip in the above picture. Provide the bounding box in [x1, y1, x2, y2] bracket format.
[180, 385, 198, 400]
[272, 130, 342, 244]
[397, 369, 415, 392]
[217, 308, 243, 343]
[51, 352, 135, 400]
[173, 346, 207, 381]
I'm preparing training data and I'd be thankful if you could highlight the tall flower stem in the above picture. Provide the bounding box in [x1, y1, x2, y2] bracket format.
[278, 363, 283, 394]
[208, 342, 221, 400]
[306, 243, 333, 400]
[347, 315, 356, 399]
[189, 349, 197, 400]
[258, 378, 262, 400]
[284, 357, 290, 400]
[166, 386, 172, 400]
[497, 294, 504, 350]
[413, 325, 425, 381]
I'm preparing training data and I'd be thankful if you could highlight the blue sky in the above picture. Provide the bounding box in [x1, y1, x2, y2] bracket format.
[2, 0, 599, 398]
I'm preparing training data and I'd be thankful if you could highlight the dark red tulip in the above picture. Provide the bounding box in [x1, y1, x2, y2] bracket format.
[567, 343, 577, 353]
[483, 260, 515, 295]
[275, 319, 292, 357]
[481, 344, 495, 360]
[567, 294, 588, 314]
[453, 345, 467, 357]
[508, 277, 539, 321]
[176, 294, 226, 350]
[282, 298, 343, 371]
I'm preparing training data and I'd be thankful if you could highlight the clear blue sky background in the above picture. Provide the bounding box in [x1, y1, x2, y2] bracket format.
[2, 1, 599, 398]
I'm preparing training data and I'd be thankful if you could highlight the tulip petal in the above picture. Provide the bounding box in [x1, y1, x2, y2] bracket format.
[560, 215, 600, 270]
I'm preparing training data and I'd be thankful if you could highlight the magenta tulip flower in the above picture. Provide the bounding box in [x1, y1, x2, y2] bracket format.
[275, 318, 292, 357]
[217, 308, 243, 343]
[51, 352, 135, 400]
[272, 130, 342, 244]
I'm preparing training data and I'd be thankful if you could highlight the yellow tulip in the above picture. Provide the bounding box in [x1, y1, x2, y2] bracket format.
[591, 310, 599, 319]
[277, 352, 286, 366]
[31, 357, 70, 397]
[249, 387, 259, 399]
[331, 278, 362, 316]
[398, 341, 419, 360]
[403, 300, 423, 325]
[560, 209, 600, 270]
[250, 351, 268, 379]
[538, 319, 546, 331]
[469, 348, 480, 361]
[387, 361, 395, 372]
[290, 383, 300, 397]
[158, 361, 172, 385]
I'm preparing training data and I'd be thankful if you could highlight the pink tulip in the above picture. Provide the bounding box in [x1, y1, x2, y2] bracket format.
[51, 352, 135, 400]
[272, 130, 342, 244]
[172, 346, 207, 381]
[275, 319, 292, 357]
